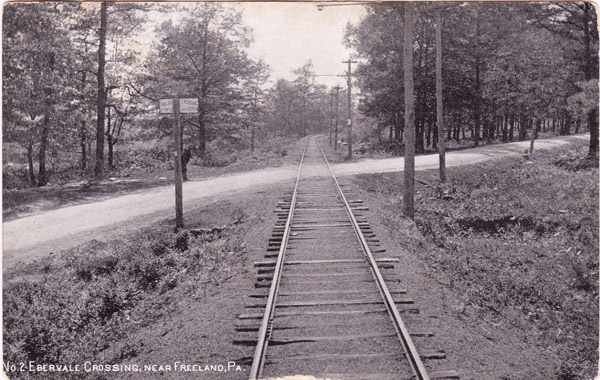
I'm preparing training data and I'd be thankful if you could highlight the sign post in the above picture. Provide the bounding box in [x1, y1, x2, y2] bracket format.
[160, 97, 198, 230]
[173, 99, 184, 230]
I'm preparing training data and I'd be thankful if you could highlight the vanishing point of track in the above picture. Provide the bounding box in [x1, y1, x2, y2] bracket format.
[238, 136, 458, 380]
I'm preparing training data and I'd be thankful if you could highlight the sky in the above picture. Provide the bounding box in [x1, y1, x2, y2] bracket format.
[134, 2, 367, 89]
[236, 2, 367, 88]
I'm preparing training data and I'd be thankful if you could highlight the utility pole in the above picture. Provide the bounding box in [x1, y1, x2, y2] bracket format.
[403, 3, 415, 219]
[342, 58, 357, 160]
[334, 85, 340, 151]
[329, 90, 334, 146]
[435, 8, 446, 183]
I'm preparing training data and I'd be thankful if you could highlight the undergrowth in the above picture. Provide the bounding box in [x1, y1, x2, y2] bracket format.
[3, 207, 250, 379]
[353, 141, 599, 380]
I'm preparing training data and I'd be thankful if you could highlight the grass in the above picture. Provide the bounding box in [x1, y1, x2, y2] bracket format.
[2, 202, 254, 379]
[352, 140, 598, 380]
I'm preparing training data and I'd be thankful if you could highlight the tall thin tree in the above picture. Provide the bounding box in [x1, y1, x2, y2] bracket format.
[94, 1, 108, 181]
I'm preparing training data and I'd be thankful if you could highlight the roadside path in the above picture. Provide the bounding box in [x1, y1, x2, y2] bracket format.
[3, 134, 588, 269]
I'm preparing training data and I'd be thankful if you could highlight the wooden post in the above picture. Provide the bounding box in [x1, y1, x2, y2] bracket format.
[329, 91, 334, 146]
[343, 59, 357, 159]
[403, 2, 415, 219]
[173, 99, 184, 230]
[435, 8, 446, 183]
[334, 86, 340, 151]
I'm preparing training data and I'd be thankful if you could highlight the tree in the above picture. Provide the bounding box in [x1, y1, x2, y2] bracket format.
[347, 2, 596, 156]
[3, 3, 74, 186]
[92, 2, 148, 180]
[94, 1, 108, 180]
[263, 61, 330, 139]
[527, 2, 598, 155]
[149, 3, 253, 159]
[242, 58, 270, 152]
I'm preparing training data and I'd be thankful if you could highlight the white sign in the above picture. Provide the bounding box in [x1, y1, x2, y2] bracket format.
[159, 99, 174, 114]
[180, 98, 199, 114]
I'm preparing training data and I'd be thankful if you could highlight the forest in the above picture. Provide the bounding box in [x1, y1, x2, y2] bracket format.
[2, 2, 598, 190]
[345, 2, 598, 155]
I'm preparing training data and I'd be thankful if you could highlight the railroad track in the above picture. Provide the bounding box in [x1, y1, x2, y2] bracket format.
[236, 136, 458, 380]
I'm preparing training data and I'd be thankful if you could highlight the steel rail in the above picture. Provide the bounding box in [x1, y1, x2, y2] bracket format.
[248, 137, 310, 380]
[317, 141, 431, 380]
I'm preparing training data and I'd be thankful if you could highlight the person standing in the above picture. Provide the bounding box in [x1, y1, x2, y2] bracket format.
[181, 145, 192, 181]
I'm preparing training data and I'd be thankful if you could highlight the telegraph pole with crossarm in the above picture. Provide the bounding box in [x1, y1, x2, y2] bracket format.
[342, 58, 357, 159]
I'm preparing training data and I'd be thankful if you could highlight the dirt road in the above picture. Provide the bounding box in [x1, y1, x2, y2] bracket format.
[2, 134, 588, 269]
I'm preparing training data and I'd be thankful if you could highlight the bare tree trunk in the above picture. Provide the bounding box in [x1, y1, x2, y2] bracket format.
[542, 118, 546, 133]
[38, 112, 50, 187]
[416, 114, 425, 154]
[583, 2, 599, 157]
[529, 117, 538, 155]
[197, 112, 206, 157]
[27, 143, 36, 185]
[108, 135, 114, 169]
[564, 115, 571, 135]
[80, 123, 87, 172]
[403, 2, 415, 219]
[94, 1, 108, 181]
[426, 119, 432, 148]
[588, 109, 598, 157]
[107, 108, 113, 168]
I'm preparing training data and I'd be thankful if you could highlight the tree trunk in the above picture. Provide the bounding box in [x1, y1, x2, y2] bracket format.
[518, 111, 527, 141]
[529, 117, 539, 155]
[403, 2, 415, 219]
[251, 125, 255, 153]
[564, 115, 571, 135]
[432, 121, 438, 150]
[509, 114, 515, 141]
[416, 114, 425, 154]
[38, 112, 50, 187]
[107, 134, 114, 169]
[94, 1, 108, 181]
[197, 112, 207, 157]
[107, 108, 113, 168]
[395, 115, 402, 142]
[198, 19, 209, 159]
[583, 2, 598, 157]
[588, 108, 598, 157]
[542, 118, 546, 133]
[426, 119, 432, 148]
[27, 143, 36, 185]
[80, 123, 87, 172]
